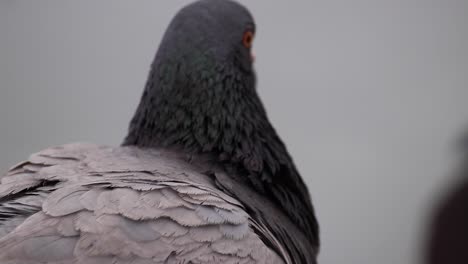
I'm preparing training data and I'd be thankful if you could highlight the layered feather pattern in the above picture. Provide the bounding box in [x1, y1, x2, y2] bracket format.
[0, 143, 284, 263]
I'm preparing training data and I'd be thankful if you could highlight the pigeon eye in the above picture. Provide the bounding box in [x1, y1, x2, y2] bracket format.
[242, 31, 254, 49]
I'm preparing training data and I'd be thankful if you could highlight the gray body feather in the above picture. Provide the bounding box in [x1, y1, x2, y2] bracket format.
[0, 143, 285, 263]
[0, 1, 319, 262]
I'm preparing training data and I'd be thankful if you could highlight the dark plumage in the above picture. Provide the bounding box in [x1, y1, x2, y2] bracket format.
[0, 1, 319, 263]
[425, 150, 468, 264]
[124, 0, 318, 261]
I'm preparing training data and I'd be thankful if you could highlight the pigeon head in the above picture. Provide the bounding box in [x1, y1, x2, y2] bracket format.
[124, 0, 263, 158]
[160, 0, 256, 73]
[124, 1, 319, 262]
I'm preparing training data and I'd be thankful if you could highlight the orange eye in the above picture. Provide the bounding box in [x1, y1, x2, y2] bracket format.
[242, 31, 254, 49]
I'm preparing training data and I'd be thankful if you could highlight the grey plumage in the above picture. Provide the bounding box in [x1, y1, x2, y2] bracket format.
[0, 143, 284, 263]
[0, 0, 319, 263]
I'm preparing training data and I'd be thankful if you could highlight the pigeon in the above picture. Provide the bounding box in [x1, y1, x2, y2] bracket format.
[0, 0, 319, 263]
[425, 147, 468, 264]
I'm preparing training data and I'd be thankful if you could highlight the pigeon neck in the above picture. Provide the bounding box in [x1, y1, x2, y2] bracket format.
[123, 55, 263, 158]
[123, 57, 319, 257]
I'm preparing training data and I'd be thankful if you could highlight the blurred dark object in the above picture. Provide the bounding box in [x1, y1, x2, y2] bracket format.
[426, 161, 468, 264]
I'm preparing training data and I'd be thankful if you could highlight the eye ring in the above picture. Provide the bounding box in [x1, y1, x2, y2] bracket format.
[242, 31, 254, 49]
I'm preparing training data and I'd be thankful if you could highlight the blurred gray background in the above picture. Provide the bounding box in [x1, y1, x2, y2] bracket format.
[1, 1, 468, 263]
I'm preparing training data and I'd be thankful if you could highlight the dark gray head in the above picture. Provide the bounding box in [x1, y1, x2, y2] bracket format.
[124, 0, 260, 161]
[160, 0, 256, 71]
[124, 1, 319, 263]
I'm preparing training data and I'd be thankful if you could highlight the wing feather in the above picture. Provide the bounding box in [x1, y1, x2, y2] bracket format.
[0, 143, 285, 263]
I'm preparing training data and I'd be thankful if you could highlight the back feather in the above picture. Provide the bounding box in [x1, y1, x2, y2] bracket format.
[0, 143, 286, 264]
